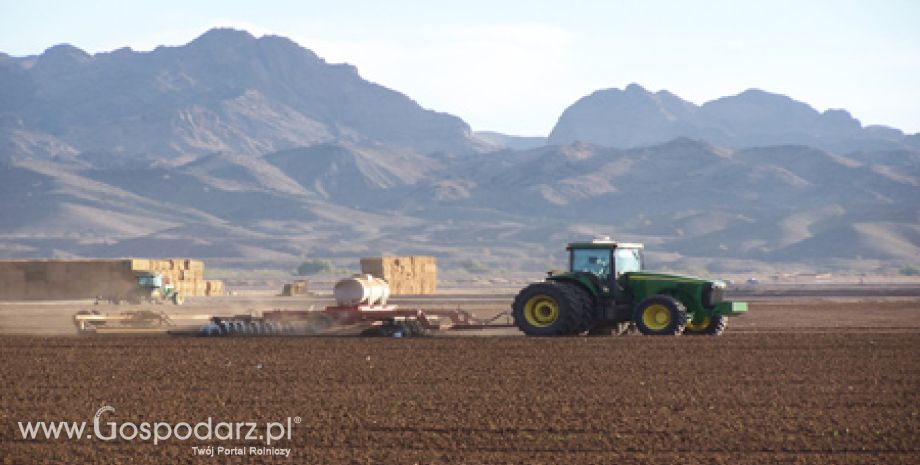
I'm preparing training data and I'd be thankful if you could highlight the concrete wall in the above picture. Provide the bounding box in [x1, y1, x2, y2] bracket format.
[0, 260, 137, 301]
[0, 259, 224, 301]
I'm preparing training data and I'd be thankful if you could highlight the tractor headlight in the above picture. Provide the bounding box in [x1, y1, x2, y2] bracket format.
[703, 282, 725, 308]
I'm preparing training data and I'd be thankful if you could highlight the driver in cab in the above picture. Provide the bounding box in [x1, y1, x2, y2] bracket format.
[579, 256, 609, 277]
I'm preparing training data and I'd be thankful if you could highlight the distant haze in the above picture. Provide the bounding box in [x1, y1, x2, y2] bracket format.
[1, 0, 919, 135]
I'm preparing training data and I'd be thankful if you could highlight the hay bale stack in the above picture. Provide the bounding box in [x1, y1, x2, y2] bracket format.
[205, 280, 224, 297]
[281, 280, 309, 297]
[130, 259, 219, 297]
[359, 256, 437, 295]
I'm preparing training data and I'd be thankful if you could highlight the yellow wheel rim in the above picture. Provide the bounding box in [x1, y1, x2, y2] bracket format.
[642, 304, 672, 331]
[523, 294, 560, 328]
[686, 316, 711, 331]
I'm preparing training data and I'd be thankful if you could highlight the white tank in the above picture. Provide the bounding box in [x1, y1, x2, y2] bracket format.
[333, 275, 390, 307]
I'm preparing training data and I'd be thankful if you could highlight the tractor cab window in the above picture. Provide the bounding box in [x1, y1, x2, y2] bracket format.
[137, 274, 163, 288]
[614, 248, 642, 275]
[570, 249, 611, 280]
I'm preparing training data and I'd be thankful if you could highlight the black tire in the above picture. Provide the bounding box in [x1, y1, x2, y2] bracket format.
[403, 320, 428, 337]
[633, 295, 688, 336]
[512, 281, 592, 336]
[684, 314, 728, 335]
[305, 312, 334, 335]
[361, 320, 404, 337]
[172, 293, 184, 305]
[399, 321, 415, 337]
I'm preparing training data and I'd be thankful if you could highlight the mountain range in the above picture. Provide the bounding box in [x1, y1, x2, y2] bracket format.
[1, 28, 918, 273]
[548, 83, 920, 153]
[0, 28, 487, 166]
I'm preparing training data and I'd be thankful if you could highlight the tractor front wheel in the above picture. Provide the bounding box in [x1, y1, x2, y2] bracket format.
[512, 282, 591, 336]
[684, 314, 727, 335]
[172, 293, 184, 305]
[633, 295, 688, 336]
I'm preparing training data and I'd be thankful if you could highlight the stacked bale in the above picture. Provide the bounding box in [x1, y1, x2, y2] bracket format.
[204, 280, 225, 297]
[359, 256, 437, 295]
[131, 259, 208, 297]
[281, 280, 308, 296]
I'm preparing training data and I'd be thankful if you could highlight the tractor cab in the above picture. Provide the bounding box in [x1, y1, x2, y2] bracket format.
[133, 272, 184, 305]
[136, 273, 165, 289]
[566, 237, 644, 296]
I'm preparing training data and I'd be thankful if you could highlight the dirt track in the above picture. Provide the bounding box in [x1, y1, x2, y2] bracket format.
[3, 293, 920, 335]
[2, 298, 920, 464]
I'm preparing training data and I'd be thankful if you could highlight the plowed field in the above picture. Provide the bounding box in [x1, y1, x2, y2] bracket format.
[2, 299, 920, 464]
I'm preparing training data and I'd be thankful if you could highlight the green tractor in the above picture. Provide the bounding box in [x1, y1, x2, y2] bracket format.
[512, 238, 746, 336]
[134, 272, 184, 305]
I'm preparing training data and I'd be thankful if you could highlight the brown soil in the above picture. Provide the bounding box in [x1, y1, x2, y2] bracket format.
[2, 298, 920, 464]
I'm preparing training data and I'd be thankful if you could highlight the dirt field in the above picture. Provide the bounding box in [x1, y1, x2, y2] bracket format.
[2, 297, 920, 464]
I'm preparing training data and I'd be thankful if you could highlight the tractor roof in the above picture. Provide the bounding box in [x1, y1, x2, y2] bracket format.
[566, 238, 644, 250]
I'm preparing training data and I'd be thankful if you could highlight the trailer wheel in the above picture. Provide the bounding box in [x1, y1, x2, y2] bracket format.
[512, 282, 591, 336]
[684, 314, 727, 335]
[305, 312, 333, 335]
[403, 320, 429, 337]
[362, 320, 402, 337]
[402, 320, 417, 337]
[633, 295, 688, 336]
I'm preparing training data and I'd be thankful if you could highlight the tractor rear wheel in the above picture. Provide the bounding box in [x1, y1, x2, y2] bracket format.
[684, 314, 727, 335]
[512, 282, 592, 336]
[633, 295, 688, 336]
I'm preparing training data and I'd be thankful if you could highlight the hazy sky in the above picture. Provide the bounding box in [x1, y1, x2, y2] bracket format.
[3, 0, 919, 135]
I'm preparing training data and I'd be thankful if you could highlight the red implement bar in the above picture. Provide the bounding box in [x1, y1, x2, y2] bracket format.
[262, 305, 514, 331]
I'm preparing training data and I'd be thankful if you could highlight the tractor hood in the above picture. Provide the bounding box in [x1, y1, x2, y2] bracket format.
[623, 271, 722, 286]
[621, 271, 744, 317]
